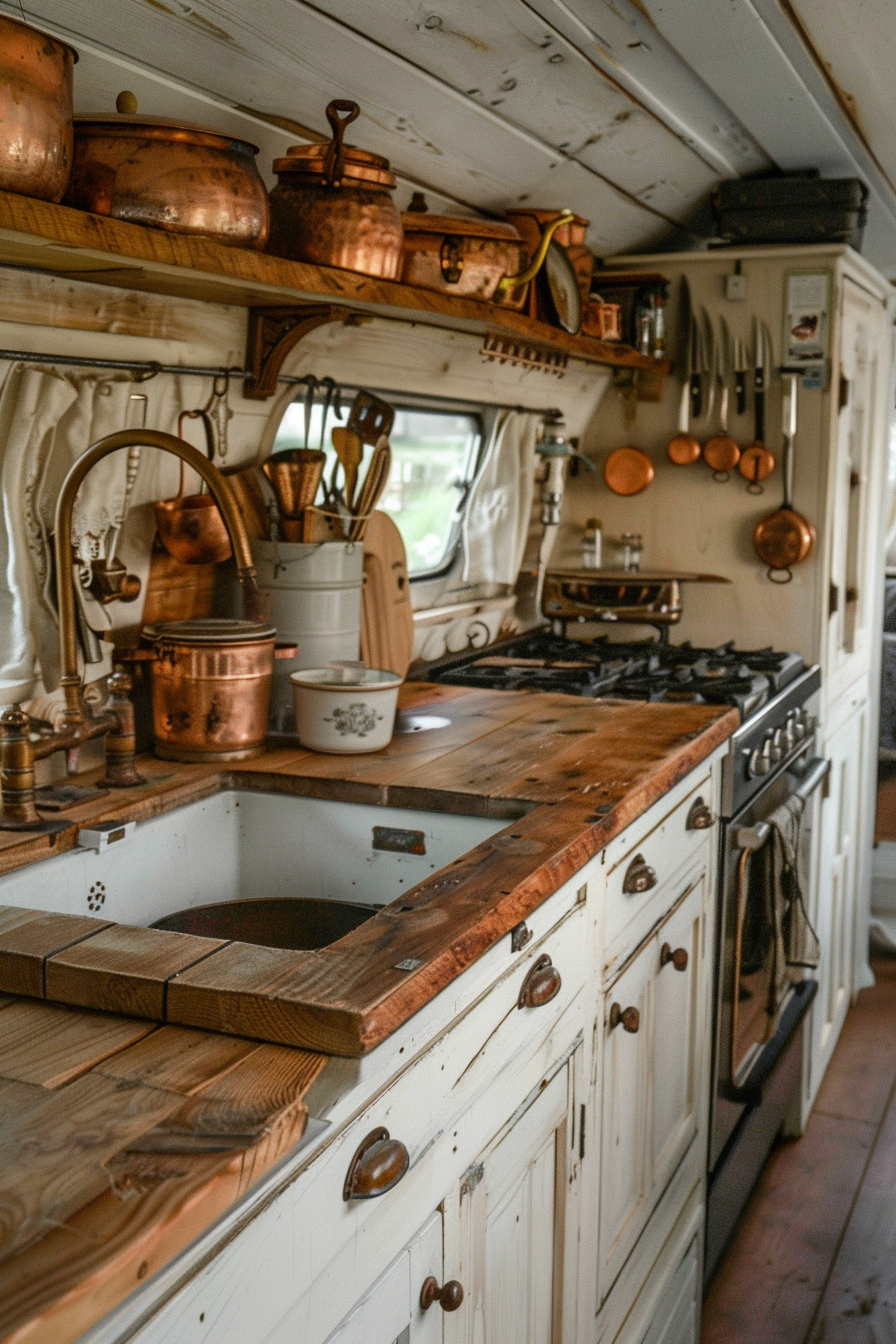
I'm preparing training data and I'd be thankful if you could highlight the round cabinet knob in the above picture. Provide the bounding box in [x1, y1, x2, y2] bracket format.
[660, 942, 689, 972]
[343, 1128, 410, 1201]
[609, 1002, 641, 1033]
[686, 796, 714, 830]
[517, 954, 562, 1009]
[420, 1276, 465, 1312]
[622, 854, 658, 895]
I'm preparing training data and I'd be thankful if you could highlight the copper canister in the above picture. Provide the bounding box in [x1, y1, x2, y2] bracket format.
[0, 14, 77, 202]
[144, 618, 276, 762]
[65, 93, 270, 248]
[268, 100, 403, 278]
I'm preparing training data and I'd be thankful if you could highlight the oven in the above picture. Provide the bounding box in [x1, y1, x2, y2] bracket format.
[705, 671, 826, 1282]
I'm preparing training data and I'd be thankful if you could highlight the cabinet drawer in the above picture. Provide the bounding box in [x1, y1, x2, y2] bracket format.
[604, 773, 714, 978]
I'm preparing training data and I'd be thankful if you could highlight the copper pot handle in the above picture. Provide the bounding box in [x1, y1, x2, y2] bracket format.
[686, 797, 715, 830]
[609, 1003, 640, 1033]
[420, 1277, 465, 1312]
[517, 954, 562, 1009]
[660, 942, 689, 972]
[343, 1127, 409, 1200]
[175, 408, 217, 498]
[323, 99, 360, 187]
[622, 854, 657, 895]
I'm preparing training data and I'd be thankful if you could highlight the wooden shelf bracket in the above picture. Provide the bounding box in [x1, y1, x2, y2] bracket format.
[244, 304, 360, 399]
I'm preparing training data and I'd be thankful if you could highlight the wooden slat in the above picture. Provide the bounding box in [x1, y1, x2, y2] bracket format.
[0, 910, 112, 998]
[0, 1002, 155, 1089]
[45, 925, 227, 1019]
[94, 1024, 259, 1094]
[0, 1073, 185, 1260]
[813, 957, 896, 1126]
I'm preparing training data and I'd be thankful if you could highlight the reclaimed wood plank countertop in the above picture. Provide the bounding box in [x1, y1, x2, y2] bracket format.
[0, 683, 736, 1344]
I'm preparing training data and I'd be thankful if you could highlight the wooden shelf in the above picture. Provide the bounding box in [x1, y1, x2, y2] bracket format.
[0, 190, 671, 379]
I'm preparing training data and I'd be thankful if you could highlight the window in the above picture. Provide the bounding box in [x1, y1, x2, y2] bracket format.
[272, 391, 482, 576]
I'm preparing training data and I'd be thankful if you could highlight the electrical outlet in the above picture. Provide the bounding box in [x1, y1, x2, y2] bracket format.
[725, 273, 748, 301]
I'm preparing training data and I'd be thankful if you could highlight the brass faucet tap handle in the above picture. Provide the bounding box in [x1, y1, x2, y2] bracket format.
[0, 706, 41, 829]
[100, 670, 144, 789]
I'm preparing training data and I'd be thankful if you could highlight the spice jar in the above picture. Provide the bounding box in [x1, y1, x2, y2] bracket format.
[580, 518, 603, 570]
[267, 100, 404, 278]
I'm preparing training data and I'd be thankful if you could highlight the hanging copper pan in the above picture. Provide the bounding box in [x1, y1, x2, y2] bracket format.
[753, 374, 814, 580]
[603, 446, 654, 496]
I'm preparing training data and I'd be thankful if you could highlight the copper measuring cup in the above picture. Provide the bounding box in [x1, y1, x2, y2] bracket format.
[155, 410, 232, 565]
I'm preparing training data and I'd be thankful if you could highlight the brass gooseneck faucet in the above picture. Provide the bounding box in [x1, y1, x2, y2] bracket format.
[0, 429, 259, 830]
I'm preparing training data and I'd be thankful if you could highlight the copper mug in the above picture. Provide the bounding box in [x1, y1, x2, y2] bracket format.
[155, 411, 232, 565]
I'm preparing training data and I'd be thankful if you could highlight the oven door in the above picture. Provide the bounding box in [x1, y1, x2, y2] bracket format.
[710, 751, 829, 1171]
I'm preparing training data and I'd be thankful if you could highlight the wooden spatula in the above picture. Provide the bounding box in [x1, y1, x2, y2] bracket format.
[360, 510, 414, 677]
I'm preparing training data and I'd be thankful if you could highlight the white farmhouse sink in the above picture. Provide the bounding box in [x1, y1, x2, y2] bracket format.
[0, 791, 504, 941]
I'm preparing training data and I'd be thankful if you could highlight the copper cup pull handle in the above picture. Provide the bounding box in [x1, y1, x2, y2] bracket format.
[686, 797, 715, 830]
[343, 1127, 409, 1201]
[660, 942, 689, 972]
[622, 854, 657, 895]
[609, 1003, 640, 1033]
[517, 954, 562, 1009]
[420, 1277, 465, 1312]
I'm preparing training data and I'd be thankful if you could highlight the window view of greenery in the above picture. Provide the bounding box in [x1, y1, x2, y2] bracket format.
[273, 395, 481, 574]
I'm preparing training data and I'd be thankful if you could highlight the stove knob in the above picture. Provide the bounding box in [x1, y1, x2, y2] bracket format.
[792, 709, 807, 741]
[749, 737, 773, 777]
[770, 728, 785, 762]
[783, 714, 797, 751]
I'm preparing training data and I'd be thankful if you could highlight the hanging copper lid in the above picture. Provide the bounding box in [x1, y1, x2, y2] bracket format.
[273, 100, 396, 188]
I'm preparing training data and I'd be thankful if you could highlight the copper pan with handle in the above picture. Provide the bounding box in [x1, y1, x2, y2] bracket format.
[753, 372, 814, 582]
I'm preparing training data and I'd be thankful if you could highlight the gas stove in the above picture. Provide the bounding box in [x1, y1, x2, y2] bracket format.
[426, 628, 805, 723]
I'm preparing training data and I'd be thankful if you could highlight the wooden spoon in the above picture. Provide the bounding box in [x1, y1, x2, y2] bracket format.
[331, 426, 364, 508]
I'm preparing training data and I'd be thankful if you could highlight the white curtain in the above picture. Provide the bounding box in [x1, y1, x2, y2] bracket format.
[0, 364, 187, 705]
[461, 409, 539, 587]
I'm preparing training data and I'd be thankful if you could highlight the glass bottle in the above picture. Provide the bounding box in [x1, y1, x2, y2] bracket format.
[581, 517, 602, 570]
[620, 532, 643, 573]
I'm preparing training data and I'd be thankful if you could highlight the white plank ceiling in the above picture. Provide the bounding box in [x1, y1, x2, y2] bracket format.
[4, 0, 896, 268]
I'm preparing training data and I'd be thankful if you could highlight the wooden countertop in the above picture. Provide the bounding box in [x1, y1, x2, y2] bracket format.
[0, 684, 736, 1057]
[0, 682, 736, 1344]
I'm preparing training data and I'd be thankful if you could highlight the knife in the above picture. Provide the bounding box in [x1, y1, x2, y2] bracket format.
[734, 336, 749, 417]
[752, 316, 768, 444]
[701, 308, 716, 424]
[689, 311, 703, 420]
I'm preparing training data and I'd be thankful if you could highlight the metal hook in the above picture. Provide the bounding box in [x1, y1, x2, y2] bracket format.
[131, 361, 161, 383]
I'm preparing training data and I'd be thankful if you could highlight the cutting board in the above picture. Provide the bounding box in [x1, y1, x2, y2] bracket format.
[361, 511, 414, 677]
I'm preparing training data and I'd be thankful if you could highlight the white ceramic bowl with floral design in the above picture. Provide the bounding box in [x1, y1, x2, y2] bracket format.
[289, 667, 403, 753]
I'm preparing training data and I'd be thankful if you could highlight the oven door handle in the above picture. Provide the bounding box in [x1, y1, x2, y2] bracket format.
[734, 756, 830, 851]
[721, 978, 818, 1106]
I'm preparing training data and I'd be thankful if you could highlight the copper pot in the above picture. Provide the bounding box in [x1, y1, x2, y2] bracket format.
[143, 618, 276, 762]
[400, 193, 526, 300]
[154, 411, 232, 565]
[268, 100, 403, 278]
[0, 14, 76, 202]
[64, 92, 269, 249]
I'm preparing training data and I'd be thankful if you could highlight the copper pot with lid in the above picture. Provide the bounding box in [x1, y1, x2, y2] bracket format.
[143, 617, 278, 762]
[400, 193, 526, 300]
[64, 91, 270, 248]
[0, 14, 76, 203]
[267, 100, 403, 278]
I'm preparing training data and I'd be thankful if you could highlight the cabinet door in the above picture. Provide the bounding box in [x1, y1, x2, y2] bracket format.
[650, 879, 704, 1197]
[444, 1053, 580, 1344]
[808, 704, 864, 1106]
[324, 1213, 443, 1344]
[599, 939, 654, 1296]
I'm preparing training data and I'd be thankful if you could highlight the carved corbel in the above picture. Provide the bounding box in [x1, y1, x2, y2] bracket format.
[244, 304, 362, 399]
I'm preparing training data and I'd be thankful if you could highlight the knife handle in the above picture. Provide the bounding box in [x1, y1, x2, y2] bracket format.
[690, 372, 702, 421]
[754, 388, 765, 444]
[735, 370, 747, 417]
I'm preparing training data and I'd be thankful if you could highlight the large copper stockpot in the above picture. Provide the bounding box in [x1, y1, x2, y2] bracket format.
[143, 618, 276, 762]
[64, 92, 269, 248]
[0, 14, 76, 202]
[268, 100, 403, 278]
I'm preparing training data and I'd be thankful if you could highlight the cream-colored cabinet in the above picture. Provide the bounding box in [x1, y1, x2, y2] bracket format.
[443, 1048, 582, 1344]
[598, 877, 706, 1305]
[324, 1214, 445, 1344]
